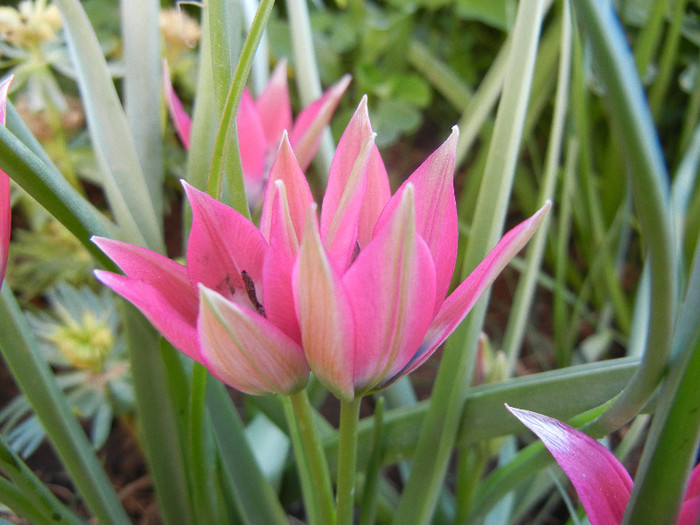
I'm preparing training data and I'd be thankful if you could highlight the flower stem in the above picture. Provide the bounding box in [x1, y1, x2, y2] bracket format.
[336, 397, 361, 525]
[284, 390, 336, 525]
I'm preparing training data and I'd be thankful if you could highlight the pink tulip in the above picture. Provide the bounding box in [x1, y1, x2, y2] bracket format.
[507, 405, 700, 525]
[290, 98, 550, 401]
[163, 60, 350, 204]
[93, 173, 310, 395]
[0, 75, 13, 286]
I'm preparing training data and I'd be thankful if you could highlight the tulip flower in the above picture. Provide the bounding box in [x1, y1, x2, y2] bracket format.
[0, 75, 13, 286]
[93, 175, 310, 395]
[507, 405, 700, 525]
[163, 60, 350, 204]
[290, 97, 550, 401]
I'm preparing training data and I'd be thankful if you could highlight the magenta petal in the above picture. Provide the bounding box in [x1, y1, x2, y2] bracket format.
[262, 181, 302, 344]
[289, 74, 351, 170]
[163, 61, 191, 149]
[405, 202, 550, 375]
[376, 127, 459, 307]
[92, 236, 201, 361]
[0, 173, 9, 286]
[183, 181, 267, 297]
[198, 285, 308, 395]
[0, 75, 12, 286]
[254, 60, 293, 148]
[237, 89, 268, 187]
[507, 405, 633, 525]
[679, 496, 700, 525]
[259, 133, 314, 243]
[293, 208, 356, 401]
[320, 98, 376, 271]
[344, 185, 436, 393]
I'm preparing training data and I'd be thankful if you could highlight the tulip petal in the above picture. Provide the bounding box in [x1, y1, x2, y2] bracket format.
[262, 181, 302, 343]
[254, 60, 292, 148]
[507, 405, 633, 525]
[92, 237, 200, 361]
[183, 182, 267, 299]
[163, 61, 191, 149]
[321, 101, 376, 271]
[259, 133, 314, 243]
[290, 74, 351, 170]
[401, 202, 550, 377]
[376, 127, 459, 307]
[293, 207, 356, 400]
[237, 89, 268, 187]
[344, 185, 436, 393]
[198, 285, 308, 395]
[0, 75, 12, 286]
[679, 464, 700, 525]
[0, 174, 8, 286]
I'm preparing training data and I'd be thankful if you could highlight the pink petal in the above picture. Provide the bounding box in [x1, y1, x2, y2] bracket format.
[344, 185, 436, 394]
[183, 182, 267, 298]
[0, 173, 9, 286]
[92, 237, 201, 362]
[259, 133, 314, 243]
[375, 127, 459, 307]
[403, 202, 550, 376]
[320, 98, 376, 271]
[163, 61, 191, 149]
[679, 464, 700, 525]
[0, 75, 12, 286]
[293, 207, 356, 401]
[262, 181, 302, 344]
[507, 405, 633, 525]
[237, 89, 268, 188]
[254, 60, 292, 148]
[356, 143, 391, 249]
[198, 285, 308, 395]
[678, 496, 700, 525]
[289, 74, 352, 170]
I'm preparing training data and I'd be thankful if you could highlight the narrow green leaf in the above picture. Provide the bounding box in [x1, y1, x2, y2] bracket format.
[208, 0, 242, 112]
[391, 2, 547, 523]
[0, 286, 130, 524]
[121, 0, 163, 218]
[574, 0, 676, 434]
[0, 436, 82, 524]
[206, 379, 289, 525]
[54, 0, 165, 253]
[207, 0, 275, 213]
[122, 304, 194, 525]
[0, 122, 116, 270]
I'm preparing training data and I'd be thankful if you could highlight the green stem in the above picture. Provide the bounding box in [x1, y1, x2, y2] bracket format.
[207, 0, 275, 211]
[284, 390, 336, 525]
[336, 397, 362, 525]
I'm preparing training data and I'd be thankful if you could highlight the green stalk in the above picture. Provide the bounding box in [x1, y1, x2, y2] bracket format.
[336, 397, 362, 525]
[392, 1, 546, 522]
[207, 0, 274, 212]
[284, 390, 336, 525]
[358, 397, 385, 525]
[633, 0, 670, 77]
[123, 304, 194, 525]
[574, 0, 676, 434]
[622, 235, 700, 523]
[0, 286, 129, 524]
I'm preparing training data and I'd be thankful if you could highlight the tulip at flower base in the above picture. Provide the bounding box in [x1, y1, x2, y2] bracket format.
[507, 405, 700, 525]
[94, 96, 549, 400]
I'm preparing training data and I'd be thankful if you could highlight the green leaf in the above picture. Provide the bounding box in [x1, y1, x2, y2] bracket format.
[54, 0, 165, 253]
[0, 286, 129, 524]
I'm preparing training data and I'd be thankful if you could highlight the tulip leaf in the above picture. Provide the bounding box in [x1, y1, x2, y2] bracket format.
[0, 286, 130, 524]
[54, 0, 165, 253]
